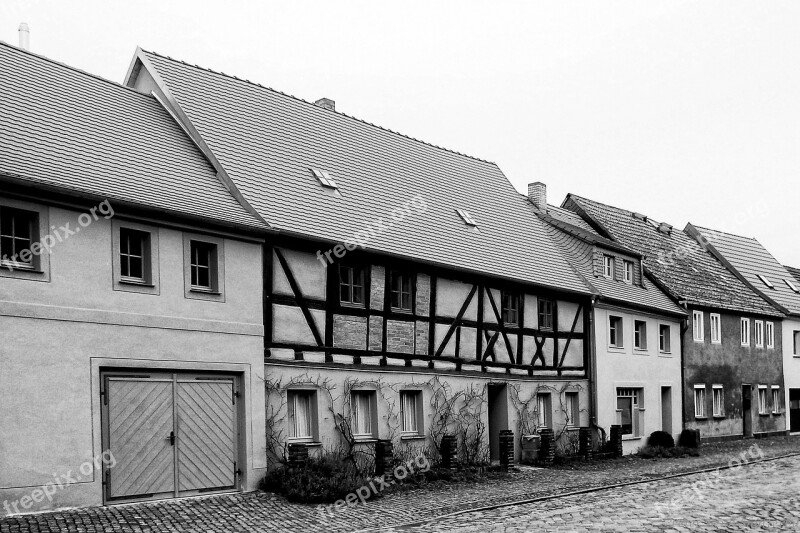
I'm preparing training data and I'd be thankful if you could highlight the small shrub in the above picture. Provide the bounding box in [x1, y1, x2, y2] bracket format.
[678, 429, 701, 449]
[260, 454, 374, 504]
[648, 431, 675, 448]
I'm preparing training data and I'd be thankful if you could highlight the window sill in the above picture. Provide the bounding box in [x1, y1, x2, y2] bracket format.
[340, 302, 366, 309]
[713, 415, 726, 419]
[0, 262, 39, 272]
[608, 345, 625, 351]
[659, 351, 672, 356]
[353, 437, 378, 444]
[622, 435, 642, 441]
[695, 416, 708, 420]
[119, 278, 155, 288]
[390, 307, 413, 314]
[633, 347, 649, 353]
[400, 434, 426, 441]
[190, 287, 222, 295]
[288, 440, 322, 447]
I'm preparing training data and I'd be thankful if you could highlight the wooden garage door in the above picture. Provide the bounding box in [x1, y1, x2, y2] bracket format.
[102, 372, 239, 502]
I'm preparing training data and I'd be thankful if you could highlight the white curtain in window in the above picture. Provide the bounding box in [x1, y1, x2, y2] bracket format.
[353, 392, 372, 436]
[537, 394, 549, 428]
[289, 392, 312, 438]
[401, 392, 418, 433]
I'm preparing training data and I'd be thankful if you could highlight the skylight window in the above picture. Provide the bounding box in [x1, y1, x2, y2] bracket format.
[785, 279, 800, 293]
[757, 274, 775, 289]
[310, 168, 338, 189]
[456, 209, 477, 227]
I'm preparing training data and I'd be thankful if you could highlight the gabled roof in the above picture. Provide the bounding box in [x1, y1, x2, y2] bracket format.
[563, 194, 782, 317]
[540, 214, 685, 317]
[687, 225, 800, 317]
[0, 42, 266, 230]
[125, 49, 591, 294]
[786, 266, 800, 285]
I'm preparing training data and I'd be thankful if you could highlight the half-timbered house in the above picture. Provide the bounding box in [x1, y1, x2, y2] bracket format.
[124, 49, 595, 463]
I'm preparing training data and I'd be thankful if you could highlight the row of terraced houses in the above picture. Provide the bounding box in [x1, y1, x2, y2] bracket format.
[2, 41, 799, 514]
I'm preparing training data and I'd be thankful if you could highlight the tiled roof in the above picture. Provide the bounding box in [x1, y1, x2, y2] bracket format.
[690, 225, 800, 317]
[786, 266, 800, 285]
[131, 50, 591, 294]
[544, 205, 599, 234]
[543, 220, 685, 316]
[0, 42, 266, 230]
[563, 195, 782, 317]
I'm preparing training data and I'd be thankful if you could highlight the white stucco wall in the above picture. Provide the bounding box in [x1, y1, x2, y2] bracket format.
[783, 317, 800, 432]
[593, 305, 683, 454]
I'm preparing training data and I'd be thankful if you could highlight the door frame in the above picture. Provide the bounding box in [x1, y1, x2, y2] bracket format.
[741, 384, 753, 438]
[100, 369, 243, 504]
[487, 383, 509, 462]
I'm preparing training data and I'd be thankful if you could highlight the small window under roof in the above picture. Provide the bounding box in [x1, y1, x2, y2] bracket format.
[310, 167, 338, 189]
[757, 274, 775, 289]
[456, 209, 477, 227]
[785, 278, 800, 293]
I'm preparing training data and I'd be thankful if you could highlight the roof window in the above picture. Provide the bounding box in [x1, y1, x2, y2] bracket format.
[310, 168, 338, 189]
[757, 274, 775, 289]
[456, 209, 477, 227]
[785, 278, 800, 293]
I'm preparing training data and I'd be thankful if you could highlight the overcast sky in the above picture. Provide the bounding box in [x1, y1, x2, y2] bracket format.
[4, 1, 799, 265]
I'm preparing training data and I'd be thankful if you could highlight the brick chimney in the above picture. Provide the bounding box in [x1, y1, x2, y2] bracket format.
[527, 182, 547, 210]
[314, 98, 335, 111]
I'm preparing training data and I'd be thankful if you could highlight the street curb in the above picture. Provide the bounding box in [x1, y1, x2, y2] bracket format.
[355, 451, 800, 532]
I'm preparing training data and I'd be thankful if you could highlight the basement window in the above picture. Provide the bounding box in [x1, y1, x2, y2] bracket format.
[310, 168, 338, 189]
[456, 209, 477, 227]
[757, 274, 775, 289]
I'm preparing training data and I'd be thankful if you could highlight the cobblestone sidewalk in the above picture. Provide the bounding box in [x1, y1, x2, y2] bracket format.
[2, 436, 798, 533]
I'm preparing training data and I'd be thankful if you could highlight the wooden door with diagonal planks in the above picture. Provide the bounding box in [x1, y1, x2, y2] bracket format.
[102, 372, 238, 503]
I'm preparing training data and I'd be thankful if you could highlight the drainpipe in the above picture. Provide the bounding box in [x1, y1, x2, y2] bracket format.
[678, 299, 689, 431]
[588, 296, 599, 431]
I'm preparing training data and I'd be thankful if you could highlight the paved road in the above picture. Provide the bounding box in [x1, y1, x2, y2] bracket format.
[380, 456, 800, 532]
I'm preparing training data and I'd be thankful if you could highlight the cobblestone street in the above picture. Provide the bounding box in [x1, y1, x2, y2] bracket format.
[2, 438, 799, 533]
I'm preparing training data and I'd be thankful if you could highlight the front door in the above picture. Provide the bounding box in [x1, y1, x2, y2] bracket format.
[487, 384, 509, 462]
[742, 385, 752, 438]
[790, 389, 800, 433]
[102, 371, 239, 502]
[661, 387, 673, 434]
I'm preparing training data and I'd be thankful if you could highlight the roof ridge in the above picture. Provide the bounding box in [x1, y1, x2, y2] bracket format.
[140, 48, 497, 166]
[691, 223, 756, 241]
[0, 40, 154, 99]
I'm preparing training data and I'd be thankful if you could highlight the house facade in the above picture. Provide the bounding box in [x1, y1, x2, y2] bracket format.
[532, 188, 685, 454]
[685, 224, 800, 434]
[0, 43, 268, 514]
[122, 49, 598, 468]
[562, 195, 786, 442]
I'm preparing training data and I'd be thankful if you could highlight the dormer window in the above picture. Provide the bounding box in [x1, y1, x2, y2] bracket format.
[757, 274, 775, 289]
[785, 279, 800, 293]
[603, 255, 614, 279]
[310, 168, 338, 189]
[456, 209, 477, 227]
[623, 260, 634, 284]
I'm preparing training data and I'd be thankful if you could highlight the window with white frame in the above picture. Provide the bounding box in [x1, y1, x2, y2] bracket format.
[609, 316, 623, 348]
[634, 320, 647, 350]
[758, 386, 768, 414]
[0, 206, 38, 269]
[694, 385, 707, 418]
[710, 314, 721, 344]
[741, 318, 750, 346]
[692, 311, 704, 342]
[390, 270, 414, 311]
[287, 390, 316, 441]
[603, 255, 614, 279]
[712, 385, 724, 417]
[795, 331, 800, 356]
[538, 299, 554, 330]
[400, 390, 423, 435]
[659, 324, 671, 353]
[772, 386, 781, 414]
[766, 322, 775, 349]
[616, 388, 643, 436]
[623, 260, 634, 284]
[565, 391, 580, 427]
[339, 264, 366, 306]
[351, 390, 376, 438]
[501, 291, 520, 326]
[754, 320, 764, 348]
[537, 393, 552, 429]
